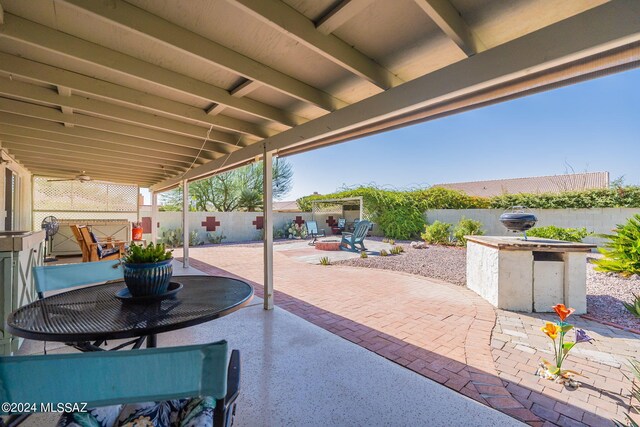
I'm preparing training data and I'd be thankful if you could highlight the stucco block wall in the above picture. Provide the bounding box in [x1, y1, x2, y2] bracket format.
[425, 208, 640, 246]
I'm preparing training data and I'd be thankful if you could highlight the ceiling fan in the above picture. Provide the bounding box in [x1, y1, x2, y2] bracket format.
[47, 171, 92, 183]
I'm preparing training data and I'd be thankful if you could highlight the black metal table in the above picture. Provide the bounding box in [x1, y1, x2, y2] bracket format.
[6, 275, 254, 351]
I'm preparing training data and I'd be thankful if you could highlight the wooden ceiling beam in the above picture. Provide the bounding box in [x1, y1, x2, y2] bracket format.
[0, 114, 210, 163]
[229, 0, 403, 90]
[413, 0, 485, 56]
[0, 14, 303, 127]
[0, 137, 189, 172]
[316, 0, 371, 35]
[0, 78, 246, 150]
[63, 0, 344, 112]
[0, 52, 270, 139]
[0, 98, 229, 158]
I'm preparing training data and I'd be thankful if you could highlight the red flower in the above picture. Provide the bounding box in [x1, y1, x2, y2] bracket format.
[553, 304, 575, 321]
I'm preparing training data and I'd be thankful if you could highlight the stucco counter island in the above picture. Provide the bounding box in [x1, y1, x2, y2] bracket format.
[465, 236, 596, 314]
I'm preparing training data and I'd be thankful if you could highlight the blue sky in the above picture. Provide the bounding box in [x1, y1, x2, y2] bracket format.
[283, 67, 640, 201]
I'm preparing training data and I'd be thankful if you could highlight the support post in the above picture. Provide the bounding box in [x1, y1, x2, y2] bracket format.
[263, 147, 274, 310]
[150, 191, 158, 244]
[182, 180, 189, 269]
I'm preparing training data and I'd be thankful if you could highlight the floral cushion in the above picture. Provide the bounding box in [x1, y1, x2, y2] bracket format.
[56, 397, 215, 427]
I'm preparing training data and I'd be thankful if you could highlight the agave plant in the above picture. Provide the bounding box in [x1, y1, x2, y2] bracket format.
[623, 294, 640, 318]
[594, 214, 640, 276]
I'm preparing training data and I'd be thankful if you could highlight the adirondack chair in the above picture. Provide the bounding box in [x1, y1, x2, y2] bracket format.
[73, 225, 125, 262]
[340, 220, 371, 252]
[0, 341, 240, 427]
[306, 220, 326, 245]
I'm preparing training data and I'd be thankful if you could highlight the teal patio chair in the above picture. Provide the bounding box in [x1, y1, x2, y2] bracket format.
[0, 341, 240, 427]
[33, 261, 140, 352]
[305, 220, 326, 245]
[340, 220, 371, 252]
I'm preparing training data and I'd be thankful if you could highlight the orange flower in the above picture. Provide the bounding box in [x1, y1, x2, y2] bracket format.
[541, 322, 560, 340]
[552, 304, 575, 321]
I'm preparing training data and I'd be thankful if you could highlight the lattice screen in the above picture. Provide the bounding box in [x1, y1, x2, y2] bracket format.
[33, 177, 138, 228]
[311, 197, 369, 220]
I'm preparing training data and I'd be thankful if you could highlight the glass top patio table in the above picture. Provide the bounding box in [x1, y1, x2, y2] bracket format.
[6, 275, 254, 346]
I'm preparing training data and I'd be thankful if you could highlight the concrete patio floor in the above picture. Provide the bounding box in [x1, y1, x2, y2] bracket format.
[169, 241, 639, 426]
[17, 261, 519, 427]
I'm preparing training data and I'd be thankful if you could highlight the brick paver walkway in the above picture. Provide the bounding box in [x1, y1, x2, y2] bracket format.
[178, 244, 636, 426]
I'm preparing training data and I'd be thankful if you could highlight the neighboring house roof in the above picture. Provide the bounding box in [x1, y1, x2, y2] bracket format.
[434, 172, 610, 198]
[273, 201, 302, 212]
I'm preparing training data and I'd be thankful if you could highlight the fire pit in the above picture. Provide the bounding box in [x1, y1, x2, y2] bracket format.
[499, 206, 537, 239]
[315, 239, 342, 251]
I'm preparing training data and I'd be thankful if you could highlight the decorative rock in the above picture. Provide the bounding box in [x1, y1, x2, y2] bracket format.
[410, 241, 429, 249]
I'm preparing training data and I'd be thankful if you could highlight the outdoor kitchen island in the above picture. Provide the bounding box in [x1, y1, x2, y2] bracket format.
[466, 236, 596, 314]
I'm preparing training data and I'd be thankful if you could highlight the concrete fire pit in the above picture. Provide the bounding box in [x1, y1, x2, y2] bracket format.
[466, 236, 596, 314]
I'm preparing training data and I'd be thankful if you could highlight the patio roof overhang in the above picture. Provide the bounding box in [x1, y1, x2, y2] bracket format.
[0, 0, 638, 189]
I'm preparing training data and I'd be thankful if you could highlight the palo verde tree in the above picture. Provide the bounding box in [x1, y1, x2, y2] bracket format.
[160, 158, 293, 212]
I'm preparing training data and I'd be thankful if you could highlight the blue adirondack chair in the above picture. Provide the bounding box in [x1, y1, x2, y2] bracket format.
[0, 341, 240, 427]
[305, 220, 326, 245]
[340, 220, 371, 252]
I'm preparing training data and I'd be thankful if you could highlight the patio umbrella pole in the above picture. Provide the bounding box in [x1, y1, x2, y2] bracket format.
[263, 147, 274, 310]
[182, 179, 189, 269]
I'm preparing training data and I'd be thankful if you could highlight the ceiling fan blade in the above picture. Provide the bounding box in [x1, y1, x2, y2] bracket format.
[47, 178, 76, 182]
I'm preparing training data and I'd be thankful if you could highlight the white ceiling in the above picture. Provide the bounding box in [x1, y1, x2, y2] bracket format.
[0, 0, 636, 189]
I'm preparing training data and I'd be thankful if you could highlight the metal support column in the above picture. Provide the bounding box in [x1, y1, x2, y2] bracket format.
[263, 147, 274, 310]
[182, 180, 189, 269]
[150, 191, 158, 244]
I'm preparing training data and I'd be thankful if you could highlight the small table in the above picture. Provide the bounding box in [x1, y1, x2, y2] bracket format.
[6, 275, 254, 351]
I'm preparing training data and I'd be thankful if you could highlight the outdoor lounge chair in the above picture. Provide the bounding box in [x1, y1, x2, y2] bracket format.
[0, 341, 240, 427]
[306, 220, 326, 245]
[331, 218, 346, 235]
[73, 225, 125, 262]
[340, 220, 371, 252]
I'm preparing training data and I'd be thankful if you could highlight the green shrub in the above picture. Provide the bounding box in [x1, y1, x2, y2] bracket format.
[207, 232, 226, 244]
[189, 230, 200, 246]
[594, 214, 640, 276]
[124, 242, 173, 264]
[526, 226, 589, 242]
[490, 186, 640, 209]
[623, 294, 640, 318]
[421, 221, 452, 245]
[161, 227, 183, 247]
[389, 246, 404, 255]
[453, 217, 485, 246]
[319, 256, 331, 265]
[377, 206, 425, 240]
[388, 239, 395, 245]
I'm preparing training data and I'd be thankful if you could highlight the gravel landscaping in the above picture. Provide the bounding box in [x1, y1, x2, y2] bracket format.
[335, 243, 640, 329]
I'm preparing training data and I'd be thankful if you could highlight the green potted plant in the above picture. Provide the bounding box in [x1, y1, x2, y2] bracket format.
[122, 242, 174, 297]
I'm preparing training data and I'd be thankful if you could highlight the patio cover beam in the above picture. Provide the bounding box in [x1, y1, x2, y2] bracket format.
[18, 164, 159, 187]
[0, 53, 268, 140]
[229, 0, 403, 90]
[0, 140, 188, 174]
[315, 0, 371, 36]
[0, 115, 210, 163]
[62, 0, 344, 113]
[0, 14, 304, 127]
[412, 0, 485, 56]
[0, 78, 250, 150]
[151, 0, 640, 192]
[0, 132, 200, 168]
[0, 99, 226, 159]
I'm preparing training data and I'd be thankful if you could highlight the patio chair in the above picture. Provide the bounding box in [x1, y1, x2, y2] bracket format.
[33, 260, 128, 351]
[331, 218, 346, 235]
[75, 225, 125, 262]
[340, 220, 371, 252]
[306, 220, 326, 245]
[0, 341, 240, 427]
